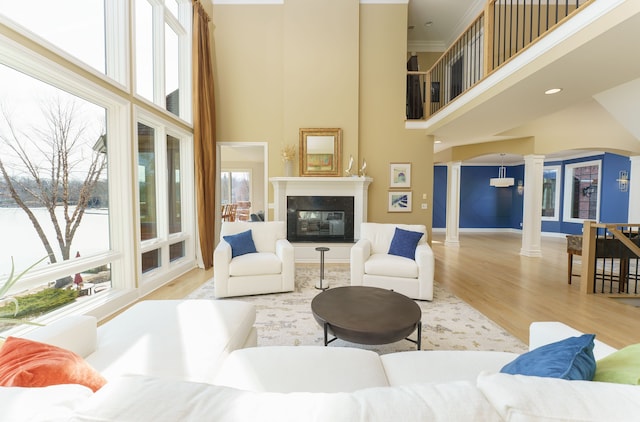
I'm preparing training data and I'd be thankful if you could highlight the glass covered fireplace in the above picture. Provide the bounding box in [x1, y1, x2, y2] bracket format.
[287, 196, 354, 242]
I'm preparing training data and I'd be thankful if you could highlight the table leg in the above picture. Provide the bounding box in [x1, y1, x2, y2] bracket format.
[320, 250, 324, 289]
[567, 253, 572, 284]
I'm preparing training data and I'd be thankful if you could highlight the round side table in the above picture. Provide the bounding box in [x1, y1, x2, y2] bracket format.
[315, 247, 330, 290]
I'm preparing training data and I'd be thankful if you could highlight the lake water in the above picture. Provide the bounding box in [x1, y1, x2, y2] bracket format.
[0, 207, 109, 277]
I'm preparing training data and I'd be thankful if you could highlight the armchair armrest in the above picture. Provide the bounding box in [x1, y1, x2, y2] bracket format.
[350, 239, 371, 286]
[23, 315, 98, 358]
[214, 241, 232, 278]
[415, 244, 434, 301]
[275, 238, 295, 292]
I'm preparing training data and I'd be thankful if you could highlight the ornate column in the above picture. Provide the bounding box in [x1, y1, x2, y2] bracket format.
[445, 161, 461, 247]
[520, 154, 544, 257]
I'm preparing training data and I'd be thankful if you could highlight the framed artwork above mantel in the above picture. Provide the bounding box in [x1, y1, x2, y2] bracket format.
[299, 128, 342, 177]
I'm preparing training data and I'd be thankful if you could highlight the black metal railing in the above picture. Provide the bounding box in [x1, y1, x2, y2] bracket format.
[408, 0, 593, 120]
[491, 0, 590, 68]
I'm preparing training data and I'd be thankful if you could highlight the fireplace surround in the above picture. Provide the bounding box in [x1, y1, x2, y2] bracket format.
[270, 177, 372, 244]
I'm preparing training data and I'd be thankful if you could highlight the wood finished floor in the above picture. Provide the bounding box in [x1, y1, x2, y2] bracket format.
[142, 232, 640, 349]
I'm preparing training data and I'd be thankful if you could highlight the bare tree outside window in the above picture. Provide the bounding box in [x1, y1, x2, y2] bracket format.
[0, 97, 107, 286]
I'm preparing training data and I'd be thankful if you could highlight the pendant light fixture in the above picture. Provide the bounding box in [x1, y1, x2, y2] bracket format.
[490, 153, 514, 187]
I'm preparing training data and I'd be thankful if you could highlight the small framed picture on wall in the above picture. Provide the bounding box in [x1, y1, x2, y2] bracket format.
[388, 191, 412, 212]
[389, 162, 411, 188]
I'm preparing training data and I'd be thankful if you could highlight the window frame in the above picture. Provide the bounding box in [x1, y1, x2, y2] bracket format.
[132, 0, 192, 123]
[563, 159, 601, 224]
[541, 165, 561, 222]
[134, 108, 195, 295]
[0, 0, 195, 328]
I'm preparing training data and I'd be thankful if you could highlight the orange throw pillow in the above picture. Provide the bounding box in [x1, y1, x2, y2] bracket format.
[0, 336, 106, 392]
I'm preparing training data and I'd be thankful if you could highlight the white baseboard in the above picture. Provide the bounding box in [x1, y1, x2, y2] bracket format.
[432, 227, 572, 238]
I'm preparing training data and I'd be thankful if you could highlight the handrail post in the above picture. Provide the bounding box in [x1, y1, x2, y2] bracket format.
[580, 220, 597, 294]
[484, 0, 495, 75]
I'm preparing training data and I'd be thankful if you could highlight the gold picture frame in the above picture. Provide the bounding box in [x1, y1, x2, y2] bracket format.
[299, 128, 342, 176]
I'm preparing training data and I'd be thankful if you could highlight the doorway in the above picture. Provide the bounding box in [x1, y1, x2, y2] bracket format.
[216, 142, 268, 241]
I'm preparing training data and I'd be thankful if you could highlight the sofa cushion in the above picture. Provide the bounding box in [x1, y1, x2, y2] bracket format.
[229, 252, 282, 276]
[0, 336, 106, 392]
[364, 253, 419, 278]
[214, 346, 389, 393]
[381, 350, 519, 385]
[223, 229, 258, 258]
[593, 343, 640, 385]
[1, 383, 93, 422]
[71, 374, 502, 421]
[500, 334, 596, 380]
[388, 227, 424, 259]
[478, 372, 640, 422]
[84, 300, 256, 383]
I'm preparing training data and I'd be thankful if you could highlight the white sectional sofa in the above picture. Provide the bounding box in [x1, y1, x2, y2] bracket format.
[22, 299, 257, 383]
[3, 301, 640, 422]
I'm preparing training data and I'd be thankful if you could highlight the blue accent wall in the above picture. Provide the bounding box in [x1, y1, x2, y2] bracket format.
[601, 152, 630, 223]
[433, 152, 631, 235]
[433, 166, 447, 228]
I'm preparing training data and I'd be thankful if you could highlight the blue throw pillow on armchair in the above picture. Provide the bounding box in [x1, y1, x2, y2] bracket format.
[500, 334, 596, 380]
[388, 227, 424, 260]
[223, 230, 258, 258]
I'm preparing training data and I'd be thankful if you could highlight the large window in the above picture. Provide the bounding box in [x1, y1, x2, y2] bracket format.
[0, 1, 106, 73]
[221, 170, 251, 204]
[0, 0, 194, 332]
[0, 62, 114, 304]
[542, 166, 561, 221]
[563, 160, 601, 223]
[136, 113, 193, 281]
[134, 0, 189, 119]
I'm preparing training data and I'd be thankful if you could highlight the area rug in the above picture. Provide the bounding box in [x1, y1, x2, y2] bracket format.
[187, 265, 528, 355]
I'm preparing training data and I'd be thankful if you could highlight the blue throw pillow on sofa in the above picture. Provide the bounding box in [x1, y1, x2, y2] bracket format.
[500, 334, 596, 380]
[223, 230, 258, 258]
[388, 227, 424, 260]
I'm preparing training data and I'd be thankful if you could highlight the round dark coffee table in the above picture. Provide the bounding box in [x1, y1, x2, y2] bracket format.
[311, 286, 422, 349]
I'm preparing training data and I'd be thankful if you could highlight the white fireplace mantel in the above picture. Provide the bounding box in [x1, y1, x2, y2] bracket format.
[270, 176, 372, 239]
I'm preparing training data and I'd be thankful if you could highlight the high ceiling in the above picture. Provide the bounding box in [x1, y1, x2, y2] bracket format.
[406, 0, 640, 165]
[408, 0, 484, 52]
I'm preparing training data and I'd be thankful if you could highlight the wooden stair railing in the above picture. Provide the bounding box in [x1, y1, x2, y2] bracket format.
[580, 221, 640, 294]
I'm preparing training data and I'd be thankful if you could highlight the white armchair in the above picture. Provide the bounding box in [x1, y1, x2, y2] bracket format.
[214, 221, 295, 298]
[350, 223, 434, 301]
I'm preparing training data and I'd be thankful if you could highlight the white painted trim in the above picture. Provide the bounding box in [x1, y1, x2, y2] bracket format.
[541, 165, 562, 222]
[360, 0, 408, 4]
[213, 0, 283, 4]
[562, 159, 602, 224]
[433, 227, 573, 239]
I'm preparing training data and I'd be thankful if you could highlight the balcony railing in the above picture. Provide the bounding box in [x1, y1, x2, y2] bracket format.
[407, 0, 593, 120]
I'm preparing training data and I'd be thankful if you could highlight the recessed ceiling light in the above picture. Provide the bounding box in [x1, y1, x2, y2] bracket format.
[544, 88, 562, 95]
[434, 140, 442, 144]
